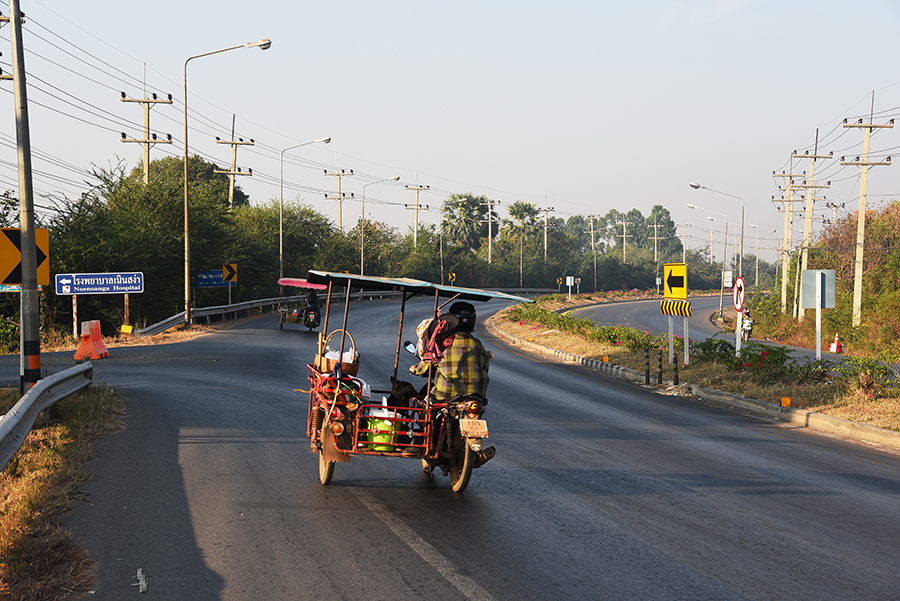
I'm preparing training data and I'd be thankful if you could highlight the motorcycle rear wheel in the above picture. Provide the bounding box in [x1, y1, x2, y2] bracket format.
[319, 445, 335, 485]
[449, 430, 474, 493]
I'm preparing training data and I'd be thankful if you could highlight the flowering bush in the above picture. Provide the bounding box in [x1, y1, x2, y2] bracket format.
[691, 336, 833, 382]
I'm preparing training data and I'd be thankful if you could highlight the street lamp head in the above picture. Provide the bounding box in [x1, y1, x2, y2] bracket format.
[318, 137, 331, 144]
[389, 176, 400, 181]
[687, 203, 698, 210]
[689, 182, 702, 190]
[245, 38, 272, 50]
[707, 216, 716, 222]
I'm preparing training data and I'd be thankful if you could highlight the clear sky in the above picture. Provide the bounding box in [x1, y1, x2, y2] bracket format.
[3, 0, 900, 266]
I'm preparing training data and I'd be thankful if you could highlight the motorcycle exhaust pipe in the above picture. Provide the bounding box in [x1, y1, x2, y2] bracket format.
[473, 446, 496, 469]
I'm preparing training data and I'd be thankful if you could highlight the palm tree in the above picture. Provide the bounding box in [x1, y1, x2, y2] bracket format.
[441, 193, 491, 251]
[506, 201, 539, 287]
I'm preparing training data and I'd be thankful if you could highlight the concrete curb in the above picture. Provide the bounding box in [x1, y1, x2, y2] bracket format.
[487, 314, 900, 452]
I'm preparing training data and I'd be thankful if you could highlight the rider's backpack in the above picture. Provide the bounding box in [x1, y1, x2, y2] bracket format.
[416, 313, 459, 362]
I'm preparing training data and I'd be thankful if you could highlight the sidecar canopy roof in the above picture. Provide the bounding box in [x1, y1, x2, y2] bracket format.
[305, 270, 533, 304]
[277, 277, 328, 290]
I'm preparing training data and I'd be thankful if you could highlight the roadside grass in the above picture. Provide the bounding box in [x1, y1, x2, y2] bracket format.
[41, 319, 225, 353]
[495, 300, 900, 432]
[0, 384, 124, 600]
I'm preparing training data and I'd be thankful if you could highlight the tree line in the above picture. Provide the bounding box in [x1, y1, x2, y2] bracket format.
[0, 156, 776, 338]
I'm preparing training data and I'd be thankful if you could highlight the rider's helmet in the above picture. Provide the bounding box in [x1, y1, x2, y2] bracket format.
[449, 302, 476, 332]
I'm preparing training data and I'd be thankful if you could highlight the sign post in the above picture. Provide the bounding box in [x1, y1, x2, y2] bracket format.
[223, 263, 237, 305]
[663, 263, 690, 365]
[733, 276, 745, 354]
[801, 269, 836, 360]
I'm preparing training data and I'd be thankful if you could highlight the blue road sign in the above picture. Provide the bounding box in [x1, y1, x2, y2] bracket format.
[56, 272, 144, 295]
[195, 270, 235, 288]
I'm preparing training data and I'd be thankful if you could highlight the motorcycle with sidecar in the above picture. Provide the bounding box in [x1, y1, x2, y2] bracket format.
[302, 270, 529, 492]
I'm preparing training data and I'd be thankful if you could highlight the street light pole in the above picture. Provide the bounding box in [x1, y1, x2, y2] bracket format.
[360, 176, 400, 275]
[690, 182, 744, 278]
[184, 38, 271, 324]
[688, 203, 729, 316]
[280, 136, 331, 281]
[707, 216, 728, 318]
[750, 223, 760, 287]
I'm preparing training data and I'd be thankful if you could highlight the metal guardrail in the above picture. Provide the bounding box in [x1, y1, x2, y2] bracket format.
[0, 362, 94, 471]
[134, 295, 307, 337]
[134, 287, 550, 338]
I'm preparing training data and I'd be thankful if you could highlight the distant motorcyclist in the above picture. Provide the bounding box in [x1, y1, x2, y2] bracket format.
[741, 307, 753, 341]
[302, 290, 320, 326]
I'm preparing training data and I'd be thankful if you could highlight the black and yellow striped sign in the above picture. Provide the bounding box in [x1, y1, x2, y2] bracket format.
[223, 263, 237, 283]
[660, 300, 691, 317]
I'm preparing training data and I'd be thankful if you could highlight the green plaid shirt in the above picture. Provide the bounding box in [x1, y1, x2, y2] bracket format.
[413, 332, 490, 401]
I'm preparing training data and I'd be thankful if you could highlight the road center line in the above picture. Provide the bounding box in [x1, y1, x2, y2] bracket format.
[352, 490, 496, 601]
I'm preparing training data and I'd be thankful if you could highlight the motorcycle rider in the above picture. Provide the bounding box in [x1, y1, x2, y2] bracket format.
[302, 290, 320, 326]
[741, 307, 753, 340]
[409, 301, 491, 402]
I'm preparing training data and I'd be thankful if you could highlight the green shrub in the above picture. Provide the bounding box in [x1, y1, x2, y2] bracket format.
[0, 319, 18, 353]
[832, 355, 899, 397]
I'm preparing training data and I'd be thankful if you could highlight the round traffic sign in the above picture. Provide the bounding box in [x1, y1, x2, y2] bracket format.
[733, 276, 745, 312]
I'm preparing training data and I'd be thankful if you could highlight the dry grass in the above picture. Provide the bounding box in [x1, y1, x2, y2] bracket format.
[39, 311, 267, 355]
[44, 322, 218, 354]
[493, 305, 900, 432]
[0, 385, 124, 600]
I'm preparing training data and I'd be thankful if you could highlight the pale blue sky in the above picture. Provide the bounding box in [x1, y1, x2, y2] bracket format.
[3, 0, 900, 265]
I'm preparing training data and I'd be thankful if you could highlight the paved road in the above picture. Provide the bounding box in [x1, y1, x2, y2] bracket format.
[13, 300, 895, 599]
[571, 296, 842, 363]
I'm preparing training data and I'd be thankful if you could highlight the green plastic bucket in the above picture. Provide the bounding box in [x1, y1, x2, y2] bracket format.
[366, 409, 397, 451]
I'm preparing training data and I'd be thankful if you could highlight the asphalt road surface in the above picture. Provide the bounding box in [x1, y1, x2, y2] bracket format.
[571, 296, 841, 363]
[8, 299, 895, 600]
[571, 295, 726, 341]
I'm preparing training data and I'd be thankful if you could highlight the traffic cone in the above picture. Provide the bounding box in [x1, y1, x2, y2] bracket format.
[829, 333, 843, 354]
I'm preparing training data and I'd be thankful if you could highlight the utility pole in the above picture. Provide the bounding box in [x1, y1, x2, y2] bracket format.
[618, 220, 631, 263]
[825, 201, 844, 223]
[794, 136, 833, 320]
[480, 195, 500, 263]
[404, 183, 429, 248]
[773, 165, 805, 313]
[324, 168, 354, 233]
[841, 101, 893, 327]
[120, 89, 173, 184]
[589, 215, 597, 291]
[650, 215, 661, 262]
[681, 223, 687, 263]
[7, 0, 41, 393]
[538, 205, 554, 260]
[754, 232, 760, 287]
[214, 118, 254, 208]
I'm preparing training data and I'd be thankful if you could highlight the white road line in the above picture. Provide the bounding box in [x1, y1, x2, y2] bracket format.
[352, 490, 496, 601]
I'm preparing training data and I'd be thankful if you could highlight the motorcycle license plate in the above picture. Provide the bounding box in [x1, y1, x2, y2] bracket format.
[459, 419, 489, 438]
